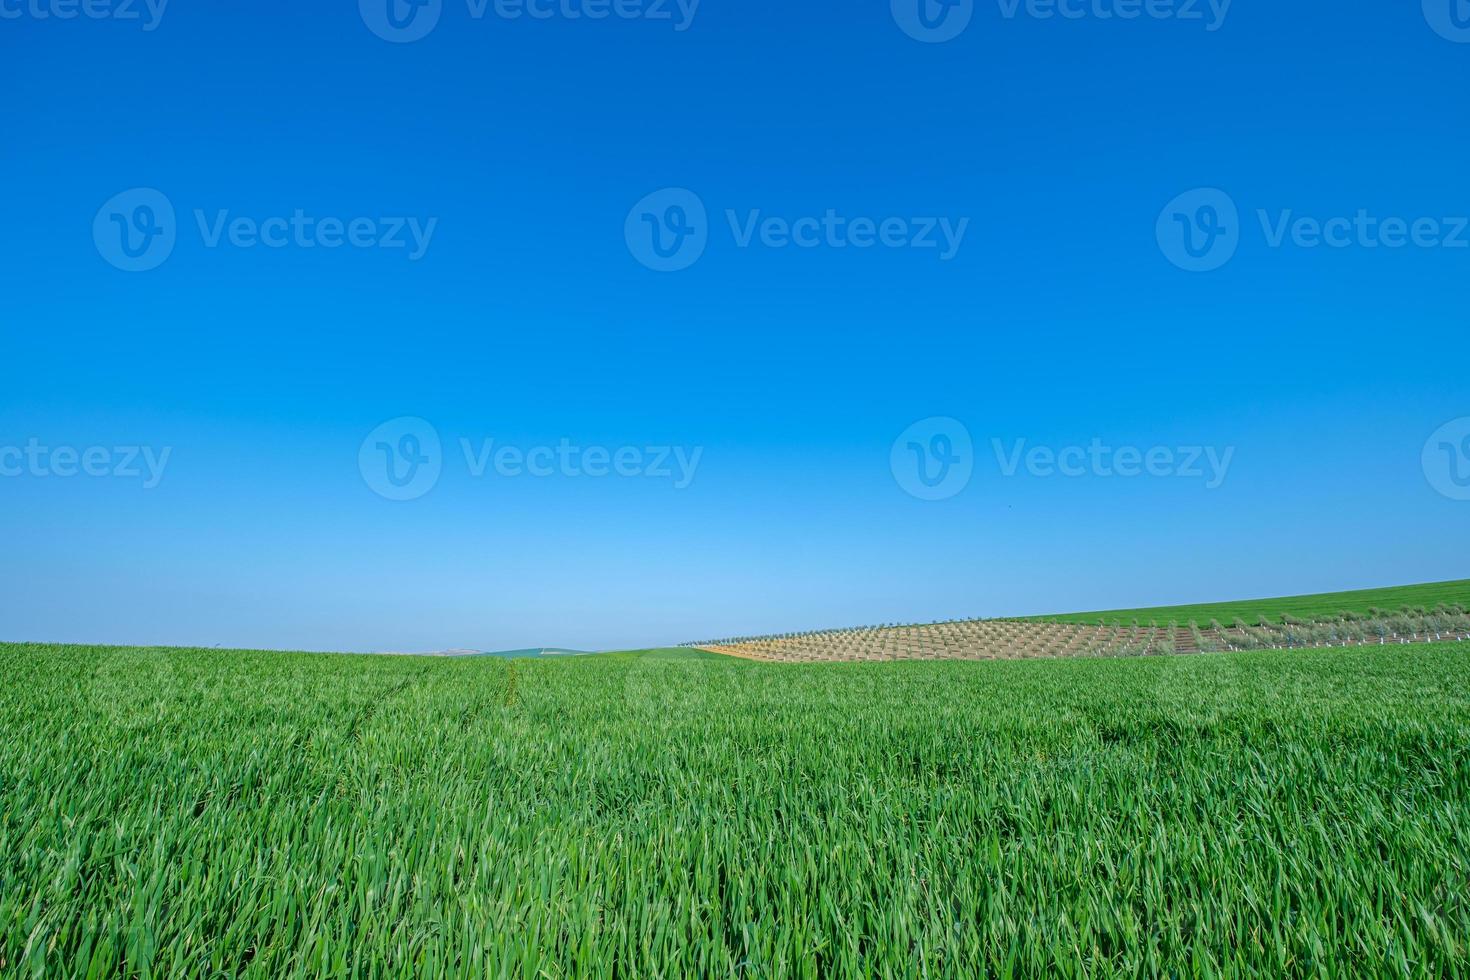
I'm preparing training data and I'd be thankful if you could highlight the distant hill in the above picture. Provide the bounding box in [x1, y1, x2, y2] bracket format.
[469, 648, 599, 659]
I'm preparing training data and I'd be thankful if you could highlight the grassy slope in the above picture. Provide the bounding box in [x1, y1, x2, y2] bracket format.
[1024, 578, 1470, 626]
[607, 646, 727, 659]
[3, 641, 1469, 977]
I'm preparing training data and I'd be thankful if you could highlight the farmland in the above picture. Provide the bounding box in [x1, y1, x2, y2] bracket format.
[1024, 579, 1470, 627]
[2, 640, 1469, 977]
[692, 581, 1470, 663]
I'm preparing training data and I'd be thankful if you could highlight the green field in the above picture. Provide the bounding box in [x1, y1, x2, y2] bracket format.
[1024, 578, 1470, 626]
[3, 641, 1468, 977]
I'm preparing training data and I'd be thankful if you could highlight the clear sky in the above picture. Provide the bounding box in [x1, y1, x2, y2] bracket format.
[3, 0, 1467, 652]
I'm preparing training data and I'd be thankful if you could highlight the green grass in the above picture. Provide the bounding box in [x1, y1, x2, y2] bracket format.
[1024, 578, 1470, 626]
[613, 646, 731, 660]
[3, 641, 1469, 977]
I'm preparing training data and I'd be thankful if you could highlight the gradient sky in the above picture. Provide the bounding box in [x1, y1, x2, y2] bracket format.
[2, 0, 1467, 653]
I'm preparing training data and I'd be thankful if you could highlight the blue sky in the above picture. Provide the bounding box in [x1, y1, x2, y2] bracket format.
[2, 0, 1467, 652]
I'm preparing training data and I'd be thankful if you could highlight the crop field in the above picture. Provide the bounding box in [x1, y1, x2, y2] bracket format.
[3, 640, 1469, 977]
[1024, 579, 1470, 627]
[692, 581, 1470, 663]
